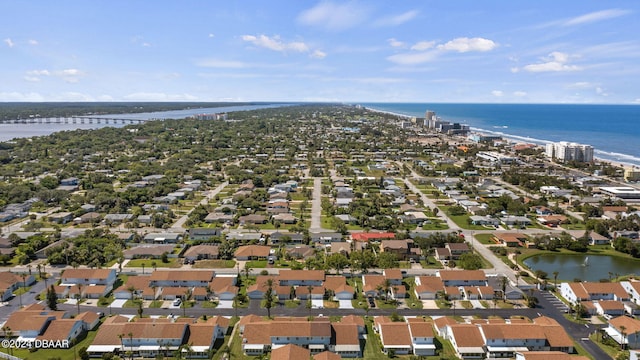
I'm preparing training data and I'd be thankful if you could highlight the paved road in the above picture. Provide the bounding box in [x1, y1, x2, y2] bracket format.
[309, 177, 328, 232]
[0, 275, 58, 325]
[170, 181, 229, 230]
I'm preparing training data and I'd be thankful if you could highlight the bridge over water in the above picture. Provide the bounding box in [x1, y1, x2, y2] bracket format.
[0, 116, 156, 125]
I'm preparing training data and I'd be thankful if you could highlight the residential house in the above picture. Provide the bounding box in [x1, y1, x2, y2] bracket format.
[446, 243, 471, 259]
[438, 270, 488, 287]
[235, 245, 271, 261]
[238, 214, 268, 225]
[414, 276, 445, 300]
[605, 316, 640, 349]
[310, 232, 342, 244]
[0, 271, 36, 301]
[48, 212, 74, 224]
[408, 319, 437, 356]
[189, 228, 222, 241]
[149, 270, 214, 288]
[445, 324, 486, 359]
[278, 270, 325, 287]
[123, 244, 174, 259]
[60, 269, 116, 298]
[143, 232, 183, 244]
[492, 233, 528, 247]
[469, 216, 500, 226]
[378, 322, 412, 355]
[183, 244, 220, 261]
[559, 282, 629, 305]
[270, 231, 305, 245]
[380, 239, 420, 261]
[324, 276, 355, 300]
[87, 320, 189, 358]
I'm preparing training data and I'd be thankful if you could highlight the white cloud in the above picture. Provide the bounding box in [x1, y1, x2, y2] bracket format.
[59, 69, 82, 76]
[437, 37, 498, 53]
[596, 87, 608, 96]
[387, 51, 438, 65]
[522, 51, 581, 72]
[411, 41, 435, 51]
[242, 34, 309, 53]
[196, 59, 246, 68]
[23, 76, 41, 82]
[297, 1, 369, 31]
[492, 90, 504, 97]
[374, 10, 419, 27]
[124, 92, 199, 101]
[208, 33, 215, 38]
[0, 92, 44, 101]
[28, 39, 38, 45]
[27, 70, 51, 76]
[567, 82, 594, 89]
[563, 9, 631, 26]
[4, 38, 14, 47]
[513, 91, 527, 97]
[387, 37, 497, 65]
[387, 38, 405, 48]
[310, 50, 327, 59]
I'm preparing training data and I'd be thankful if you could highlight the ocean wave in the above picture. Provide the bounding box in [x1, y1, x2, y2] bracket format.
[470, 127, 553, 145]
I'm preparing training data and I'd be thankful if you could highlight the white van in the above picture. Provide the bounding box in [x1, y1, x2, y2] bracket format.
[173, 298, 182, 307]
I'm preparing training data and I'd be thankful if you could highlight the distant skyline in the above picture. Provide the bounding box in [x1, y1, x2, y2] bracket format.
[1, 1, 639, 104]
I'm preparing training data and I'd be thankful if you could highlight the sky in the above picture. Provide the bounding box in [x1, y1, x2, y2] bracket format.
[1, 1, 639, 104]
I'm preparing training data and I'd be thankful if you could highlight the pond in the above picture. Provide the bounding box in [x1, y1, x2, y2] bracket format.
[523, 254, 640, 282]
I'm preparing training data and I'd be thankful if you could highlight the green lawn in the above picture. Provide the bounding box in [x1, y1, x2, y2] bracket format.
[246, 260, 267, 268]
[126, 258, 181, 268]
[475, 233, 496, 245]
[439, 206, 488, 230]
[193, 259, 236, 268]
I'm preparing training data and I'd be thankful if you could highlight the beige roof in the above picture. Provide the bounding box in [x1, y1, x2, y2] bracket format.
[332, 323, 359, 345]
[271, 344, 310, 360]
[234, 245, 270, 258]
[187, 323, 216, 347]
[183, 244, 219, 258]
[379, 322, 412, 346]
[313, 351, 341, 360]
[439, 270, 486, 282]
[598, 300, 625, 310]
[339, 315, 364, 327]
[415, 276, 444, 294]
[408, 321, 434, 338]
[383, 268, 403, 280]
[610, 315, 640, 334]
[518, 352, 589, 360]
[433, 316, 459, 330]
[62, 268, 113, 280]
[449, 324, 484, 348]
[363, 275, 385, 292]
[278, 269, 325, 282]
[481, 324, 545, 340]
[324, 276, 354, 294]
[149, 270, 214, 282]
[37, 319, 83, 341]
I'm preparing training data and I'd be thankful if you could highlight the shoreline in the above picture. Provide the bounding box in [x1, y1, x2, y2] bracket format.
[363, 105, 640, 169]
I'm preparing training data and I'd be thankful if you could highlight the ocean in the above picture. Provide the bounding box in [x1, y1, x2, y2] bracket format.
[360, 103, 640, 167]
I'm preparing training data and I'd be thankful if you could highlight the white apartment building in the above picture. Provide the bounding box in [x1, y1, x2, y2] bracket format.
[545, 141, 594, 163]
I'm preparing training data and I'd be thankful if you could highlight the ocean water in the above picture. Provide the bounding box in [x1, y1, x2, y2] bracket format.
[360, 103, 640, 167]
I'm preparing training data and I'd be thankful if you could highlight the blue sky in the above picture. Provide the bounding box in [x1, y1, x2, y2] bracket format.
[1, 1, 639, 103]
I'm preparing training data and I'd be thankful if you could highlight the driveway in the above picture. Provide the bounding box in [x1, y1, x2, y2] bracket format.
[470, 300, 485, 309]
[218, 300, 233, 309]
[338, 300, 353, 309]
[111, 299, 127, 308]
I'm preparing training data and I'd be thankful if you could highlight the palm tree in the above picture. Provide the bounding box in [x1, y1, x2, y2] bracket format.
[620, 325, 627, 350]
[244, 263, 252, 280]
[553, 271, 559, 290]
[383, 279, 392, 302]
[76, 283, 83, 314]
[118, 333, 125, 354]
[262, 278, 275, 318]
[307, 285, 314, 318]
[128, 332, 134, 360]
[500, 276, 508, 301]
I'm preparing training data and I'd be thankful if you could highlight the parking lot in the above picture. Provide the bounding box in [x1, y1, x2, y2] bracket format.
[540, 291, 570, 313]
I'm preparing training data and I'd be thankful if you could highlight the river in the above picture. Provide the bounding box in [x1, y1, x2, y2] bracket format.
[0, 103, 289, 142]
